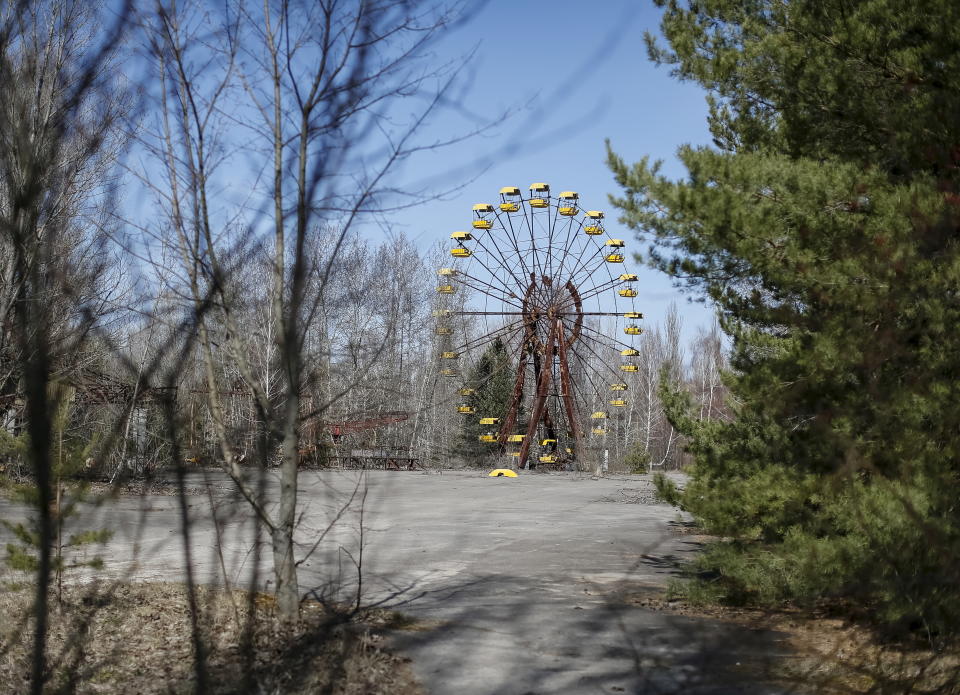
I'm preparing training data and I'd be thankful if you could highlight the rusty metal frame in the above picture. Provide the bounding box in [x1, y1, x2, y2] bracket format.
[490, 272, 588, 470]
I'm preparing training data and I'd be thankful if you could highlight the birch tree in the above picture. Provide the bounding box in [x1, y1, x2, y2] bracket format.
[143, 0, 474, 621]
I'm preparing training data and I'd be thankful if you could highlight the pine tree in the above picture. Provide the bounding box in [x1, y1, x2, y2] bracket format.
[608, 0, 960, 635]
[459, 338, 515, 464]
[3, 383, 112, 603]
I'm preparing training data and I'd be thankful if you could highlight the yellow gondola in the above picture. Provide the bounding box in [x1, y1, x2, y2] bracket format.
[620, 364, 639, 372]
[621, 348, 639, 357]
[592, 427, 608, 435]
[540, 438, 557, 446]
[441, 368, 459, 377]
[558, 191, 578, 216]
[500, 186, 521, 212]
[441, 351, 459, 359]
[591, 411, 608, 419]
[507, 452, 522, 457]
[605, 253, 624, 263]
[432, 309, 451, 317]
[451, 231, 473, 241]
[539, 455, 558, 463]
[437, 285, 455, 294]
[435, 326, 451, 335]
[472, 203, 494, 229]
[507, 434, 525, 443]
[529, 182, 550, 208]
[610, 399, 627, 407]
[624, 311, 643, 319]
[605, 239, 625, 248]
[451, 247, 471, 258]
[479, 417, 500, 425]
[458, 387, 475, 396]
[586, 210, 604, 219]
[457, 405, 476, 414]
[584, 225, 604, 235]
[619, 289, 638, 297]
[619, 273, 638, 282]
[624, 325, 642, 335]
[438, 267, 457, 276]
[610, 383, 628, 391]
[479, 434, 496, 443]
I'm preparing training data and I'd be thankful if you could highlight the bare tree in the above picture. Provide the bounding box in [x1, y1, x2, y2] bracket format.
[689, 320, 728, 424]
[137, 0, 477, 621]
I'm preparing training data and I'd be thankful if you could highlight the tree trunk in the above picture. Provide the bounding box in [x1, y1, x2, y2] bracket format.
[271, 520, 298, 620]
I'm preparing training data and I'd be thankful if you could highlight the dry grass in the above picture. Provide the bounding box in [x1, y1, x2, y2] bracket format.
[0, 580, 423, 694]
[624, 592, 960, 694]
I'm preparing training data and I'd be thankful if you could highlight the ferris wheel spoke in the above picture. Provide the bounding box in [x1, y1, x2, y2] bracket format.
[566, 250, 612, 290]
[494, 209, 535, 281]
[522, 205, 548, 283]
[469, 234, 529, 295]
[553, 199, 587, 277]
[453, 273, 524, 310]
[568, 349, 607, 402]
[546, 205, 559, 280]
[562, 230, 603, 282]
[565, 225, 623, 291]
[473, 226, 532, 291]
[553, 215, 584, 284]
[454, 260, 521, 298]
[557, 311, 636, 319]
[567, 333, 627, 394]
[449, 319, 525, 353]
[576, 276, 623, 303]
[576, 320, 640, 353]
[569, 342, 610, 392]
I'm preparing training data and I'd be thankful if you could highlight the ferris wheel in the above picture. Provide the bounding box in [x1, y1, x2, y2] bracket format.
[435, 183, 643, 470]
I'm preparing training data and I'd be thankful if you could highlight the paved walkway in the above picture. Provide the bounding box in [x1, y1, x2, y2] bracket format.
[1, 470, 797, 693]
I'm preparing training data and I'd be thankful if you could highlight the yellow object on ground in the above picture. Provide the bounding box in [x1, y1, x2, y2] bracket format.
[488, 469, 518, 477]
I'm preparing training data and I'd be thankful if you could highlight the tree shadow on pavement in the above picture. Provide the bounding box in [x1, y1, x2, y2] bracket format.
[377, 573, 803, 695]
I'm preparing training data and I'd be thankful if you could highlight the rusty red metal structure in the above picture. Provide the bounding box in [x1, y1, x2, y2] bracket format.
[324, 411, 409, 441]
[298, 411, 415, 469]
[436, 185, 644, 470]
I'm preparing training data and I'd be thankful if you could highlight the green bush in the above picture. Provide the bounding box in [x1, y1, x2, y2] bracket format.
[652, 472, 682, 507]
[623, 445, 650, 474]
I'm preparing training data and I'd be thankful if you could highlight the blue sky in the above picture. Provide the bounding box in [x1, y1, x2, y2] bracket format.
[378, 0, 719, 342]
[124, 1, 719, 344]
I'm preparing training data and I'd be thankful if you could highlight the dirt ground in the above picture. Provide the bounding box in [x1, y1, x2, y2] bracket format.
[0, 580, 423, 695]
[618, 592, 960, 694]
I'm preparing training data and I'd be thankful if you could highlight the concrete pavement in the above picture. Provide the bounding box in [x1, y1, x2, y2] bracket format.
[1, 470, 797, 694]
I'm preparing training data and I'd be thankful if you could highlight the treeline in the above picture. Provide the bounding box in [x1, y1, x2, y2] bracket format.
[0, 218, 727, 478]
